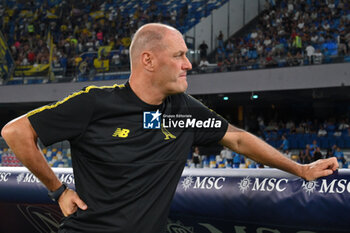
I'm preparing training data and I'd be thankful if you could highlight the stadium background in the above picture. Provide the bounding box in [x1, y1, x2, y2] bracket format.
[0, 0, 349, 232]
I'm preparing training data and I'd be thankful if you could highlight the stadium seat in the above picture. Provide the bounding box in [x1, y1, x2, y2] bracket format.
[319, 137, 329, 149]
[343, 136, 350, 148]
[336, 137, 345, 148]
[6, 79, 24, 85]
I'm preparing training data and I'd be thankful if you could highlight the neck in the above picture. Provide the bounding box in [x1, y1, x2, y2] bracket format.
[129, 73, 166, 105]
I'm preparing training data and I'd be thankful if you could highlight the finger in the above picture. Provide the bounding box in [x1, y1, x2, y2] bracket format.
[312, 159, 330, 170]
[330, 162, 339, 171]
[318, 169, 334, 178]
[63, 206, 76, 217]
[74, 196, 88, 210]
[329, 157, 339, 170]
[319, 158, 338, 169]
[65, 206, 77, 216]
[308, 169, 333, 181]
[321, 157, 339, 171]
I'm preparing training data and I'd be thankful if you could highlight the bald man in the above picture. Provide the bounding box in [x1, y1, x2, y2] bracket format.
[1, 23, 338, 233]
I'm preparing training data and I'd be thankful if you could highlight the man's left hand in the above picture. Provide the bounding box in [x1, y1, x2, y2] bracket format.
[301, 157, 339, 181]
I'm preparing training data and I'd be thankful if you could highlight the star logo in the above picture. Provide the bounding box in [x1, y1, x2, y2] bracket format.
[151, 110, 161, 122]
[143, 110, 162, 129]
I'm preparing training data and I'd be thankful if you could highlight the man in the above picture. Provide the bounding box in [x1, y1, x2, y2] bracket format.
[1, 23, 338, 233]
[279, 134, 289, 153]
[199, 40, 208, 60]
[220, 146, 233, 167]
[313, 147, 323, 162]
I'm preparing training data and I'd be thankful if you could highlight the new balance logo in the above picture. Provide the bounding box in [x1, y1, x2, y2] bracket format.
[112, 128, 130, 138]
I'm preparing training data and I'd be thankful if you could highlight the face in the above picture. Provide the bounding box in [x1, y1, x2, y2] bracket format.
[194, 147, 199, 153]
[152, 30, 192, 95]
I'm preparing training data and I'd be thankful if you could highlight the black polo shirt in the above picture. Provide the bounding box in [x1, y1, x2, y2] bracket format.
[28, 82, 228, 233]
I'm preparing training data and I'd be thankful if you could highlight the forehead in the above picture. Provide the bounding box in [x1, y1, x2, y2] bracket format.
[163, 30, 188, 52]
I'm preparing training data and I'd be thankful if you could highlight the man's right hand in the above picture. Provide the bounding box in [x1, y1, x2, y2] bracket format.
[58, 189, 88, 217]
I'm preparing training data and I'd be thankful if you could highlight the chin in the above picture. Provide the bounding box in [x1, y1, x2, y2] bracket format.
[168, 81, 188, 95]
[178, 80, 188, 93]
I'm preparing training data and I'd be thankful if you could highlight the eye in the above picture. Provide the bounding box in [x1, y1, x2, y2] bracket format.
[174, 52, 186, 58]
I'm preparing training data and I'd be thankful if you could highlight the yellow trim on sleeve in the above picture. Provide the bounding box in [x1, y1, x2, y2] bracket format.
[27, 84, 125, 117]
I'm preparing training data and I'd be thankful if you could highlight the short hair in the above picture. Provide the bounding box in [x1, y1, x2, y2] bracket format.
[129, 23, 178, 69]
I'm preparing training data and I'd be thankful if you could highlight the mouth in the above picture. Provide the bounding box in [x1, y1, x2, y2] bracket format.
[179, 73, 187, 79]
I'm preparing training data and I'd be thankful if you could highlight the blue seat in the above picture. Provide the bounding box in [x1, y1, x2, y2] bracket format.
[343, 136, 350, 148]
[93, 76, 103, 81]
[316, 136, 323, 145]
[276, 139, 283, 149]
[303, 133, 312, 145]
[297, 135, 306, 148]
[116, 74, 130, 79]
[288, 134, 298, 148]
[266, 139, 275, 148]
[310, 133, 317, 141]
[77, 77, 88, 82]
[6, 79, 24, 85]
[27, 79, 44, 84]
[336, 137, 345, 148]
[342, 129, 349, 136]
[103, 75, 117, 80]
[319, 137, 329, 149]
[328, 137, 336, 148]
[289, 137, 297, 149]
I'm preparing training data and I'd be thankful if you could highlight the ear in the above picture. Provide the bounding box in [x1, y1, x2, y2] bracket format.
[141, 51, 155, 71]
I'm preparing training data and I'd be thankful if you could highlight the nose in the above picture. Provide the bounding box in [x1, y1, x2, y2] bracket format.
[183, 56, 192, 70]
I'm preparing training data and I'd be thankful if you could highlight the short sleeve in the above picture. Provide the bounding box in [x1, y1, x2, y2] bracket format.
[185, 95, 228, 145]
[27, 89, 95, 147]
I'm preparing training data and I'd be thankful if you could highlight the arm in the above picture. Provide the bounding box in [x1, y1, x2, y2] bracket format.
[1, 115, 87, 216]
[219, 124, 339, 181]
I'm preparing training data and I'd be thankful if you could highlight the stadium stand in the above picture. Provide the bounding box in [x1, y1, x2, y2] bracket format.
[0, 0, 349, 84]
[0, 140, 72, 168]
[211, 0, 350, 72]
[0, 0, 228, 84]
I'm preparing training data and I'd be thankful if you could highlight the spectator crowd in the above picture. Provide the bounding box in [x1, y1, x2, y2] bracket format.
[0, 0, 223, 80]
[198, 0, 350, 72]
[0, 0, 349, 81]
